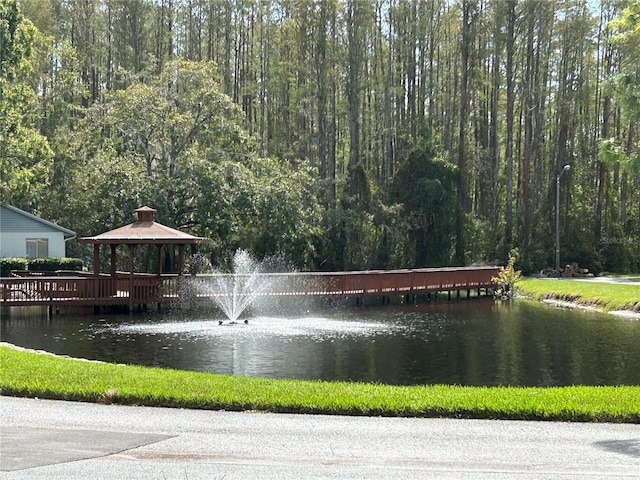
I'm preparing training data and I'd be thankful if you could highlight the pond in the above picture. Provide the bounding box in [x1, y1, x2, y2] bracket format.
[1, 299, 639, 387]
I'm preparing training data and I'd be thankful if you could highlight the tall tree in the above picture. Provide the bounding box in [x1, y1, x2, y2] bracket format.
[389, 132, 458, 267]
[344, 0, 369, 170]
[110, 0, 151, 74]
[0, 0, 53, 210]
[456, 0, 476, 263]
[315, 0, 337, 206]
[594, 2, 618, 242]
[503, 0, 517, 248]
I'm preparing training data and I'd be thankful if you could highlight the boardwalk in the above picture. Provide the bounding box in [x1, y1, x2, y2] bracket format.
[0, 266, 499, 309]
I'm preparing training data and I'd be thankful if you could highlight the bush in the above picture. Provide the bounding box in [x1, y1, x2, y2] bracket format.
[0, 258, 84, 276]
[0, 258, 29, 276]
[492, 249, 522, 299]
[27, 258, 84, 272]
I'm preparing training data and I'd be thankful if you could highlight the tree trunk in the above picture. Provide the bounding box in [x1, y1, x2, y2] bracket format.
[489, 1, 501, 234]
[346, 0, 362, 170]
[504, 0, 516, 247]
[456, 0, 475, 263]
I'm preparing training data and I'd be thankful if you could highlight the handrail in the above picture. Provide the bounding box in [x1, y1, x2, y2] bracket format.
[0, 266, 499, 307]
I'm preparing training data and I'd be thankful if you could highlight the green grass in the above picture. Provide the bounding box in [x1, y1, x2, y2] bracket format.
[519, 278, 640, 312]
[1, 345, 639, 423]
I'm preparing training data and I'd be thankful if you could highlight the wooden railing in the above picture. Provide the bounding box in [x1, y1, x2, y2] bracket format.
[227, 266, 500, 297]
[0, 266, 499, 308]
[0, 271, 169, 306]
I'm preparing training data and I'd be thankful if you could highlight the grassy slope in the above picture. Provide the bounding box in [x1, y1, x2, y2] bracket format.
[1, 345, 639, 423]
[519, 278, 640, 312]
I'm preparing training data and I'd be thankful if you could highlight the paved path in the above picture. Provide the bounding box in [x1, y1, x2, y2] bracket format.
[1, 396, 639, 479]
[551, 276, 640, 285]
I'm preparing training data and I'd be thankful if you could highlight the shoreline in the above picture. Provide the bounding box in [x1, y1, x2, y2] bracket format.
[609, 309, 640, 320]
[2, 343, 639, 423]
[519, 277, 640, 319]
[538, 297, 640, 320]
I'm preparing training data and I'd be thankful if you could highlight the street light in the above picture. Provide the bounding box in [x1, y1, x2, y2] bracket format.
[555, 164, 571, 275]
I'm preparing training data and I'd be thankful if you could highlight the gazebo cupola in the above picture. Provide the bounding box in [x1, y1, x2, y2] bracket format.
[135, 205, 156, 223]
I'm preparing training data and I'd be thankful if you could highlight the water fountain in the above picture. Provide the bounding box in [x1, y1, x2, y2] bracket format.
[189, 249, 289, 323]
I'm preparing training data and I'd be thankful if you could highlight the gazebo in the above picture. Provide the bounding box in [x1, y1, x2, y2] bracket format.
[78, 206, 210, 310]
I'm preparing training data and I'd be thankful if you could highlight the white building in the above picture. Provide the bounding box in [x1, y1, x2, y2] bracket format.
[0, 203, 76, 258]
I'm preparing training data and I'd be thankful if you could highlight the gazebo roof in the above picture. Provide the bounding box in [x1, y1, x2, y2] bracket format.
[78, 206, 210, 245]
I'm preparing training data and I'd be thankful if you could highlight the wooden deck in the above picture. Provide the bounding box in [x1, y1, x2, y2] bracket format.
[0, 266, 500, 309]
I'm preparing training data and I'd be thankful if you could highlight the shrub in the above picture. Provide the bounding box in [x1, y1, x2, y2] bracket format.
[492, 249, 522, 299]
[0, 258, 29, 276]
[27, 257, 84, 272]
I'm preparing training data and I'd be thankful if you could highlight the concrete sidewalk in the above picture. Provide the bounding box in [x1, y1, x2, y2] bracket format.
[535, 275, 640, 285]
[1, 396, 639, 479]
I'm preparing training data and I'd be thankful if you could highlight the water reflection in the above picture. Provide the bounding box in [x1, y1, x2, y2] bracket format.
[1, 299, 639, 387]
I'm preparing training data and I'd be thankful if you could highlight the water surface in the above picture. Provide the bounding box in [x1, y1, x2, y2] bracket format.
[2, 299, 639, 386]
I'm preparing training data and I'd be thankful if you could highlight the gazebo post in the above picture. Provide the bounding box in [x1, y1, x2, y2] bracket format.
[156, 244, 163, 312]
[110, 245, 117, 276]
[190, 244, 197, 276]
[109, 244, 118, 303]
[128, 244, 135, 312]
[178, 245, 185, 275]
[93, 244, 100, 276]
[156, 244, 163, 275]
[92, 244, 101, 314]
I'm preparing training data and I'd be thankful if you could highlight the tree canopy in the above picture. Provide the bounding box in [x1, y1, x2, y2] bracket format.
[1, 0, 639, 274]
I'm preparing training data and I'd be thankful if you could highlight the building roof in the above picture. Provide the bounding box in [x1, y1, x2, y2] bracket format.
[0, 203, 76, 237]
[77, 206, 210, 245]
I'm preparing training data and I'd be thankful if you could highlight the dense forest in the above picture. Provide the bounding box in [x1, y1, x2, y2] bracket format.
[1, 0, 639, 274]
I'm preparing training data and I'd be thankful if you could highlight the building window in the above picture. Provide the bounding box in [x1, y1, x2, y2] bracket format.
[26, 239, 48, 258]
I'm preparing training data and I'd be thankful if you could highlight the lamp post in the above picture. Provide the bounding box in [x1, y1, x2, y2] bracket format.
[555, 164, 571, 275]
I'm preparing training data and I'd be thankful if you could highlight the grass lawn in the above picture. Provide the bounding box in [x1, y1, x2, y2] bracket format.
[1, 344, 639, 423]
[518, 278, 640, 312]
